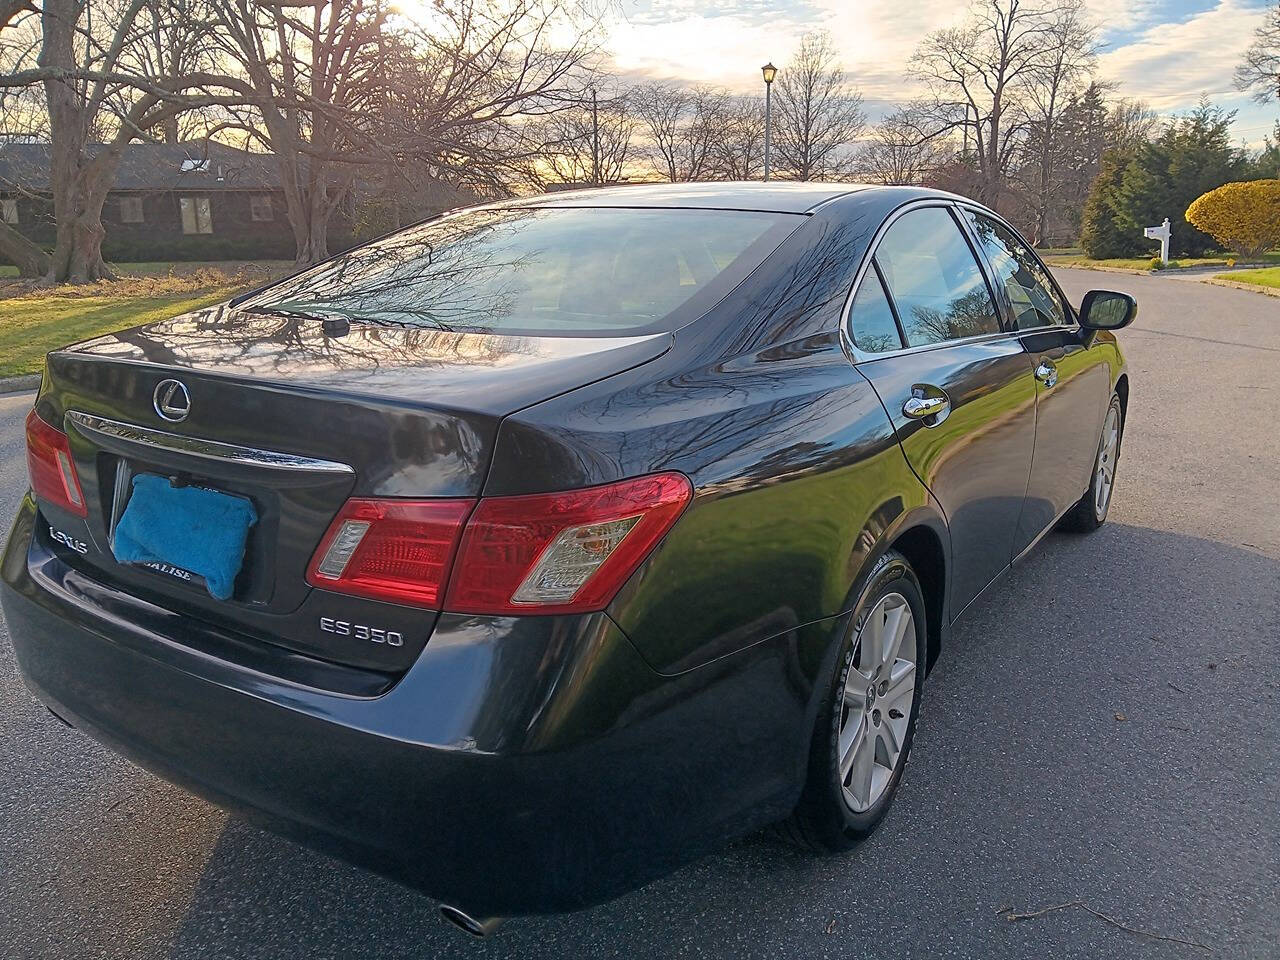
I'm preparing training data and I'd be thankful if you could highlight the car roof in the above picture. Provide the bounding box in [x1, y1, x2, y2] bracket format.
[494, 181, 875, 215]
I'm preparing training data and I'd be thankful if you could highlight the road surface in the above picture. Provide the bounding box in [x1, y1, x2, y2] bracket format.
[0, 268, 1276, 959]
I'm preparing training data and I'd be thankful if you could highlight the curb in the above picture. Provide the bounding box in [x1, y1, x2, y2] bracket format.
[0, 374, 40, 395]
[1048, 261, 1280, 297]
[1202, 277, 1280, 298]
[1044, 262, 1153, 276]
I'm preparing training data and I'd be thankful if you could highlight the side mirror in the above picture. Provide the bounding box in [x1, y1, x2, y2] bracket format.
[1079, 290, 1137, 331]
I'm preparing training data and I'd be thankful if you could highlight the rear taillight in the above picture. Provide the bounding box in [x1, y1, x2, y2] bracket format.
[306, 498, 473, 608]
[445, 473, 691, 615]
[306, 473, 691, 615]
[25, 408, 86, 517]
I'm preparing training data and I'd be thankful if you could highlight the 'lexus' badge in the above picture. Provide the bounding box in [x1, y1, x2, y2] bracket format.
[153, 379, 191, 423]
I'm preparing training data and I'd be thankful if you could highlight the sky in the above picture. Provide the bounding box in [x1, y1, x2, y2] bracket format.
[603, 0, 1278, 146]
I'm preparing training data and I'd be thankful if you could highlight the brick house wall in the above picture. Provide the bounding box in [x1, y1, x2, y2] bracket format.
[2, 187, 356, 262]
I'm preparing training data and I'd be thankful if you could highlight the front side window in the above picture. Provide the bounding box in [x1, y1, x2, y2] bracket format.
[119, 196, 143, 223]
[848, 264, 904, 354]
[241, 206, 799, 335]
[180, 196, 213, 234]
[874, 207, 1001, 348]
[965, 211, 1068, 328]
[1, 198, 17, 224]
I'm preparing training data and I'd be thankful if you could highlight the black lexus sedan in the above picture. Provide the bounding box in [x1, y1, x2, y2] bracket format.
[1, 183, 1135, 934]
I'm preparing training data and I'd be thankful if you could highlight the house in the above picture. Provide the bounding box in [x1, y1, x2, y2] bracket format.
[0, 140, 355, 262]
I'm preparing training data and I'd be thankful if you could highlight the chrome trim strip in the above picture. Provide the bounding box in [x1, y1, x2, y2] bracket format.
[838, 197, 1080, 365]
[65, 412, 355, 476]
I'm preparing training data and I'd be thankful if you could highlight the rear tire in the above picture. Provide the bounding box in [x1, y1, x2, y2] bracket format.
[782, 550, 927, 852]
[1059, 393, 1123, 533]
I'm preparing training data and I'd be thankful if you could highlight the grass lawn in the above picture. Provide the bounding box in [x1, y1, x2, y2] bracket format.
[0, 261, 288, 379]
[1214, 266, 1280, 290]
[0, 259, 292, 279]
[1041, 251, 1280, 271]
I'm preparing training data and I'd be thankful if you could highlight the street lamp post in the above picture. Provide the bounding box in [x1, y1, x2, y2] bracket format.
[761, 62, 777, 182]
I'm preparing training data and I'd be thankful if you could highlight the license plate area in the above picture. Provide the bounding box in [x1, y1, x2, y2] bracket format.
[106, 458, 268, 603]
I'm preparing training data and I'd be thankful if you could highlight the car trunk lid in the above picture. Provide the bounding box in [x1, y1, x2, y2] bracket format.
[31, 303, 670, 672]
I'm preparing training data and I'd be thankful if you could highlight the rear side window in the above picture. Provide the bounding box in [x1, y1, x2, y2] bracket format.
[848, 265, 905, 354]
[965, 212, 1068, 329]
[874, 207, 1001, 347]
[242, 206, 799, 336]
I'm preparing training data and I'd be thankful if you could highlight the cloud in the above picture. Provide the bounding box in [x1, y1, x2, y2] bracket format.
[606, 0, 966, 95]
[1096, 0, 1270, 110]
[603, 0, 1275, 142]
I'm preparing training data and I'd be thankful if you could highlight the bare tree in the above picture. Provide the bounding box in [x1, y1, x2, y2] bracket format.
[0, 0, 34, 31]
[709, 96, 765, 180]
[1020, 0, 1096, 244]
[1237, 1, 1280, 104]
[857, 107, 952, 185]
[771, 30, 865, 180]
[1106, 97, 1158, 152]
[631, 81, 730, 182]
[522, 85, 633, 189]
[0, 0, 231, 282]
[207, 0, 393, 265]
[911, 0, 1062, 212]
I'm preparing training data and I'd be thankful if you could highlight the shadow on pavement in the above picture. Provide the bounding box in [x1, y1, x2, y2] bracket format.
[151, 524, 1277, 959]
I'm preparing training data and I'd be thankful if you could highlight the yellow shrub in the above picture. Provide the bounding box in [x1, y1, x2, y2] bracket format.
[1186, 180, 1280, 260]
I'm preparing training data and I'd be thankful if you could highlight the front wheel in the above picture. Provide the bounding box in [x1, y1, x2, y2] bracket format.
[1060, 393, 1123, 533]
[782, 551, 927, 852]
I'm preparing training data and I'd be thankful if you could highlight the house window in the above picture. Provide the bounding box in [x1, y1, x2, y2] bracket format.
[179, 196, 213, 234]
[250, 195, 273, 221]
[119, 196, 144, 223]
[1, 198, 17, 224]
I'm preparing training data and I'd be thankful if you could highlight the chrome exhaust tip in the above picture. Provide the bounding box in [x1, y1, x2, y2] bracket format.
[439, 905, 506, 938]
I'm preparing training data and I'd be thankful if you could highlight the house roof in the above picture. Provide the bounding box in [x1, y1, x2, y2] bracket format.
[0, 141, 282, 192]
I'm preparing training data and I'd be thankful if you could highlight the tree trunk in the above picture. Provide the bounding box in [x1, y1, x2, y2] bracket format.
[39, 0, 118, 284]
[0, 220, 50, 277]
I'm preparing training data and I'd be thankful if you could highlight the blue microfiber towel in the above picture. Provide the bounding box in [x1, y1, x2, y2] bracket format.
[112, 474, 258, 601]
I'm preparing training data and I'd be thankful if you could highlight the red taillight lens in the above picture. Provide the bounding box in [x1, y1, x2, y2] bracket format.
[444, 472, 692, 615]
[306, 474, 691, 614]
[306, 498, 474, 608]
[25, 407, 86, 517]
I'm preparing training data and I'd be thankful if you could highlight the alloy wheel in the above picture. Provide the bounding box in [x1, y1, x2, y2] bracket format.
[1095, 404, 1121, 520]
[838, 592, 917, 813]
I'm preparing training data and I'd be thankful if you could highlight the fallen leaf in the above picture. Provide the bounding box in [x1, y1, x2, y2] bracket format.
[1114, 713, 1127, 722]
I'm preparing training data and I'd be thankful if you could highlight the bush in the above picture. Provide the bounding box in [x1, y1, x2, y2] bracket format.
[1185, 180, 1280, 260]
[1083, 102, 1248, 259]
[1150, 257, 1165, 270]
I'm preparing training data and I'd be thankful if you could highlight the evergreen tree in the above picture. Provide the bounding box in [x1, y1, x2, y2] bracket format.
[1081, 148, 1140, 257]
[1252, 123, 1280, 178]
[1114, 102, 1247, 257]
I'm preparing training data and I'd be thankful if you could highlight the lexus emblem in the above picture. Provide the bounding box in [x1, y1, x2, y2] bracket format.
[153, 379, 191, 422]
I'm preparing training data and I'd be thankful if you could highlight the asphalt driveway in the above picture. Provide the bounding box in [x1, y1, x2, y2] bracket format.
[0, 268, 1276, 959]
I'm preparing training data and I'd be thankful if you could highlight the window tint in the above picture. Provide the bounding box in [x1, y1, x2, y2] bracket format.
[849, 265, 904, 354]
[243, 207, 797, 336]
[965, 212, 1068, 328]
[874, 207, 1001, 347]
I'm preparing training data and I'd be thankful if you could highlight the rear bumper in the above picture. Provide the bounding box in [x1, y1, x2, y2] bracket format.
[2, 495, 824, 916]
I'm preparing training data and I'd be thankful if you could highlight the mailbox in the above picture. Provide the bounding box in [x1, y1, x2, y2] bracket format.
[1144, 218, 1171, 265]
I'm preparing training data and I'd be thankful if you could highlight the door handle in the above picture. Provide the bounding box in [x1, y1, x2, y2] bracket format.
[903, 388, 950, 427]
[1034, 360, 1058, 388]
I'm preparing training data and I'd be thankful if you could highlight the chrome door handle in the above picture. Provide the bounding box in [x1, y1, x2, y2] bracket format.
[1034, 360, 1058, 388]
[902, 392, 950, 426]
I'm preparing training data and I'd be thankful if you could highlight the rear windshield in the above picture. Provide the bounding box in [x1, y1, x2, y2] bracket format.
[241, 206, 800, 336]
